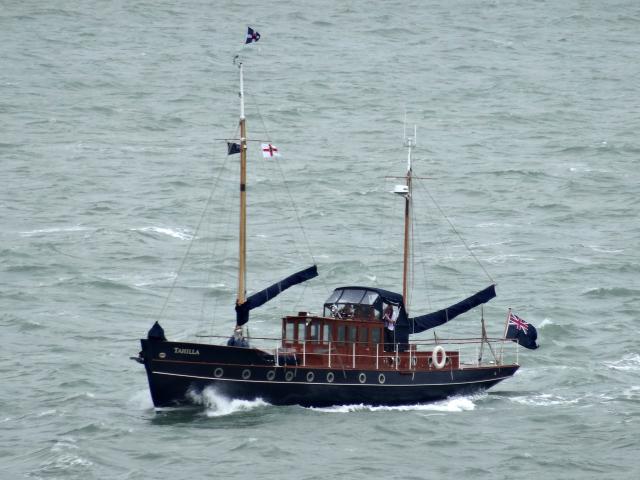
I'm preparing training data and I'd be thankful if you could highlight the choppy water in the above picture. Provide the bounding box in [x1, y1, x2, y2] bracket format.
[2, 1, 639, 478]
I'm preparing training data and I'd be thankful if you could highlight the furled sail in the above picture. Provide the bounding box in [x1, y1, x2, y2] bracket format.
[235, 265, 318, 325]
[401, 284, 496, 334]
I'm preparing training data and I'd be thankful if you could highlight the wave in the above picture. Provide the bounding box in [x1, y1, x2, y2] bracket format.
[605, 353, 640, 372]
[189, 387, 270, 417]
[581, 287, 640, 298]
[132, 226, 194, 241]
[508, 393, 580, 407]
[311, 394, 481, 414]
[19, 226, 93, 237]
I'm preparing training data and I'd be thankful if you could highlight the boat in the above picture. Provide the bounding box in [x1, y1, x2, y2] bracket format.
[134, 50, 524, 409]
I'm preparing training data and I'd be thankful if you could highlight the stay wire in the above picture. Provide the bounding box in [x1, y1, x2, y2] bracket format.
[415, 180, 495, 285]
[247, 90, 321, 283]
[158, 148, 232, 321]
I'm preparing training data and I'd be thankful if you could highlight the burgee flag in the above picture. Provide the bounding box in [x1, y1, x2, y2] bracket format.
[261, 143, 280, 158]
[505, 312, 539, 349]
[246, 27, 261, 44]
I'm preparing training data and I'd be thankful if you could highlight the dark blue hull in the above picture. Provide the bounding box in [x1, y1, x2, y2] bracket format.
[140, 339, 519, 408]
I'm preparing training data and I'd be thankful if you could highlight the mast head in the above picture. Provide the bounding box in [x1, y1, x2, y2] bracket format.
[403, 125, 416, 172]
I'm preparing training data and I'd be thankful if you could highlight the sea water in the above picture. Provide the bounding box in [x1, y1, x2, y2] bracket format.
[1, 1, 639, 478]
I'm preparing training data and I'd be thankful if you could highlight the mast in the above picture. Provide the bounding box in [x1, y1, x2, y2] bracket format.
[401, 126, 416, 307]
[237, 60, 247, 305]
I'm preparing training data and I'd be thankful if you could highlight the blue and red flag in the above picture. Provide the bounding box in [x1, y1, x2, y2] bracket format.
[246, 27, 261, 44]
[505, 312, 538, 349]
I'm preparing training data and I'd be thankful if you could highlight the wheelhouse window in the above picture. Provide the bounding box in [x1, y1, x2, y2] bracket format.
[339, 289, 367, 304]
[324, 288, 382, 320]
[348, 326, 357, 344]
[285, 321, 295, 341]
[371, 328, 381, 345]
[325, 289, 342, 305]
[309, 322, 320, 343]
[297, 320, 306, 342]
[361, 291, 380, 305]
[358, 328, 368, 344]
[323, 324, 331, 343]
[337, 325, 346, 344]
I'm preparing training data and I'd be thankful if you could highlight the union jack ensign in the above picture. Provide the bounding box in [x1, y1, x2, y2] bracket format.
[508, 312, 529, 334]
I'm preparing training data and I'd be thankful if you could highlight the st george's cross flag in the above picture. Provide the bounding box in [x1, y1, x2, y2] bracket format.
[505, 312, 539, 349]
[246, 27, 261, 44]
[261, 143, 280, 158]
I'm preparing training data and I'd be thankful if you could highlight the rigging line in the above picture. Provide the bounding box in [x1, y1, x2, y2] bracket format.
[207, 180, 234, 341]
[416, 180, 495, 285]
[409, 193, 416, 312]
[194, 145, 234, 339]
[158, 148, 232, 321]
[248, 92, 319, 269]
[411, 189, 433, 312]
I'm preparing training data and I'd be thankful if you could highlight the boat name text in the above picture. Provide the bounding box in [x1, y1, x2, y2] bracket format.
[174, 347, 200, 355]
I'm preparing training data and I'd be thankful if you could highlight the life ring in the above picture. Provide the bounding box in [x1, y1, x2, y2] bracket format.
[432, 346, 447, 370]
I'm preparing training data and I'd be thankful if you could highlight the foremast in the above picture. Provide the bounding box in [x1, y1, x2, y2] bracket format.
[237, 60, 247, 306]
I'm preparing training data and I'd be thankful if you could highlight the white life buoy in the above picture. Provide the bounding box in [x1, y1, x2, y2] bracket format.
[432, 346, 447, 369]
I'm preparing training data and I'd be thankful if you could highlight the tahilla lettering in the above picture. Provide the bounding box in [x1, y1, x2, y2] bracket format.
[173, 347, 200, 355]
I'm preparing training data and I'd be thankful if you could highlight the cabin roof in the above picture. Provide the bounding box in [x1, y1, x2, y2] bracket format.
[326, 286, 404, 306]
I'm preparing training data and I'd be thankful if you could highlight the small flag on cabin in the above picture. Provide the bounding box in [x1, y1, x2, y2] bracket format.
[505, 312, 539, 350]
[246, 27, 261, 44]
[227, 142, 241, 155]
[261, 143, 280, 158]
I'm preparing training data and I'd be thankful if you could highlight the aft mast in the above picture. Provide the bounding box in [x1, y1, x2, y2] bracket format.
[394, 125, 416, 309]
[402, 127, 416, 307]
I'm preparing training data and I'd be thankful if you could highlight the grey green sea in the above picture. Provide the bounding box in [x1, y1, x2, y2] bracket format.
[1, 1, 639, 478]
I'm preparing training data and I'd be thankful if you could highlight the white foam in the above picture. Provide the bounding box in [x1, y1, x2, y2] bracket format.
[622, 386, 640, 399]
[128, 389, 154, 411]
[605, 353, 640, 372]
[37, 409, 58, 417]
[190, 387, 270, 417]
[312, 395, 479, 414]
[510, 393, 579, 407]
[19, 226, 92, 237]
[135, 226, 194, 240]
[587, 245, 624, 254]
[538, 318, 553, 328]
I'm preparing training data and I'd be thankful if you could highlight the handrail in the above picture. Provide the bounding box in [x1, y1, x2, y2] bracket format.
[195, 333, 518, 368]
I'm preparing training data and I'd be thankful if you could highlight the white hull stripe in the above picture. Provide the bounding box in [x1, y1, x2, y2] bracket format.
[152, 370, 512, 388]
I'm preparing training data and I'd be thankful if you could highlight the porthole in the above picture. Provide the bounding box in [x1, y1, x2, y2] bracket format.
[428, 357, 433, 367]
[306, 371, 315, 382]
[445, 357, 451, 366]
[411, 357, 418, 367]
[326, 372, 335, 383]
[285, 371, 295, 382]
[158, 352, 166, 359]
[378, 373, 386, 384]
[358, 373, 367, 384]
[214, 367, 224, 378]
[266, 370, 276, 381]
[242, 369, 251, 380]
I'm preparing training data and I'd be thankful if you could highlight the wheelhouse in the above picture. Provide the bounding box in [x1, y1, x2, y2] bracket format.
[281, 287, 406, 352]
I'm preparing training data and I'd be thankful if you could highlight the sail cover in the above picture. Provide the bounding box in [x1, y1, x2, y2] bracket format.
[399, 284, 496, 334]
[235, 265, 318, 325]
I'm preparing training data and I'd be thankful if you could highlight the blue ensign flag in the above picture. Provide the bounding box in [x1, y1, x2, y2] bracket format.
[505, 312, 539, 349]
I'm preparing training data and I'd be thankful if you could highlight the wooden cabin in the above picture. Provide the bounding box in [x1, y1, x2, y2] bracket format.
[280, 287, 459, 371]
